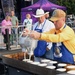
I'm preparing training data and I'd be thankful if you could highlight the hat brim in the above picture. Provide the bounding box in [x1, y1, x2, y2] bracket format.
[50, 17, 59, 21]
[33, 14, 45, 18]
[33, 14, 44, 18]
[33, 12, 48, 18]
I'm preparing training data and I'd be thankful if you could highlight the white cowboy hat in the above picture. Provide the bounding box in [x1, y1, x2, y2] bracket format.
[33, 9, 49, 18]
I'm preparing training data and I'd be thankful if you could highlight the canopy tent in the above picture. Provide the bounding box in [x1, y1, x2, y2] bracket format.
[21, 0, 66, 23]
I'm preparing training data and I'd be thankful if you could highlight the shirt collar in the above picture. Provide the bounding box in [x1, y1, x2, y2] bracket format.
[39, 19, 46, 25]
[55, 23, 65, 33]
[60, 23, 65, 31]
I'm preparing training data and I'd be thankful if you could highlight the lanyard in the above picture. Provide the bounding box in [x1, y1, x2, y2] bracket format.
[35, 20, 46, 30]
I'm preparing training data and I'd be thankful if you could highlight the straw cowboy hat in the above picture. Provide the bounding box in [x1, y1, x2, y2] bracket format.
[33, 8, 49, 18]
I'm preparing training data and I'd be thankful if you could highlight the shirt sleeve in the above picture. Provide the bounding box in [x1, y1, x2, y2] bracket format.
[16, 17, 18, 25]
[16, 17, 18, 22]
[40, 27, 74, 43]
[1, 20, 5, 26]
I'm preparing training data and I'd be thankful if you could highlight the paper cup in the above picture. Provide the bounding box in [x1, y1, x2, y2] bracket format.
[31, 62, 40, 65]
[23, 59, 27, 62]
[23, 59, 32, 62]
[38, 63, 47, 67]
[67, 70, 75, 74]
[46, 66, 56, 69]
[49, 61, 57, 64]
[27, 60, 33, 63]
[41, 59, 50, 63]
[57, 63, 67, 68]
[56, 68, 66, 72]
[49, 61, 58, 67]
[66, 65, 75, 71]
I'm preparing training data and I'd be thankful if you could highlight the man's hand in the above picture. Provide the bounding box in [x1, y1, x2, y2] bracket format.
[22, 28, 41, 39]
[29, 31, 41, 39]
[22, 28, 30, 36]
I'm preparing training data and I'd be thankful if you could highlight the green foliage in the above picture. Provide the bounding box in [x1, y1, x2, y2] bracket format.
[56, 0, 75, 15]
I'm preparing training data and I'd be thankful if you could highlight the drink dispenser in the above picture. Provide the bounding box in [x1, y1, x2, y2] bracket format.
[19, 32, 37, 61]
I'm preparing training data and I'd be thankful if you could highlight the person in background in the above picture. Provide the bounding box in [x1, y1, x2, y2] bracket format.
[1, 15, 12, 49]
[24, 9, 75, 64]
[10, 10, 19, 43]
[45, 12, 50, 19]
[23, 13, 32, 30]
[23, 8, 55, 62]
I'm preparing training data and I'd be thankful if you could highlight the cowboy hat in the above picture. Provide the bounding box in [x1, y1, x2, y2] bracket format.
[33, 8, 49, 18]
